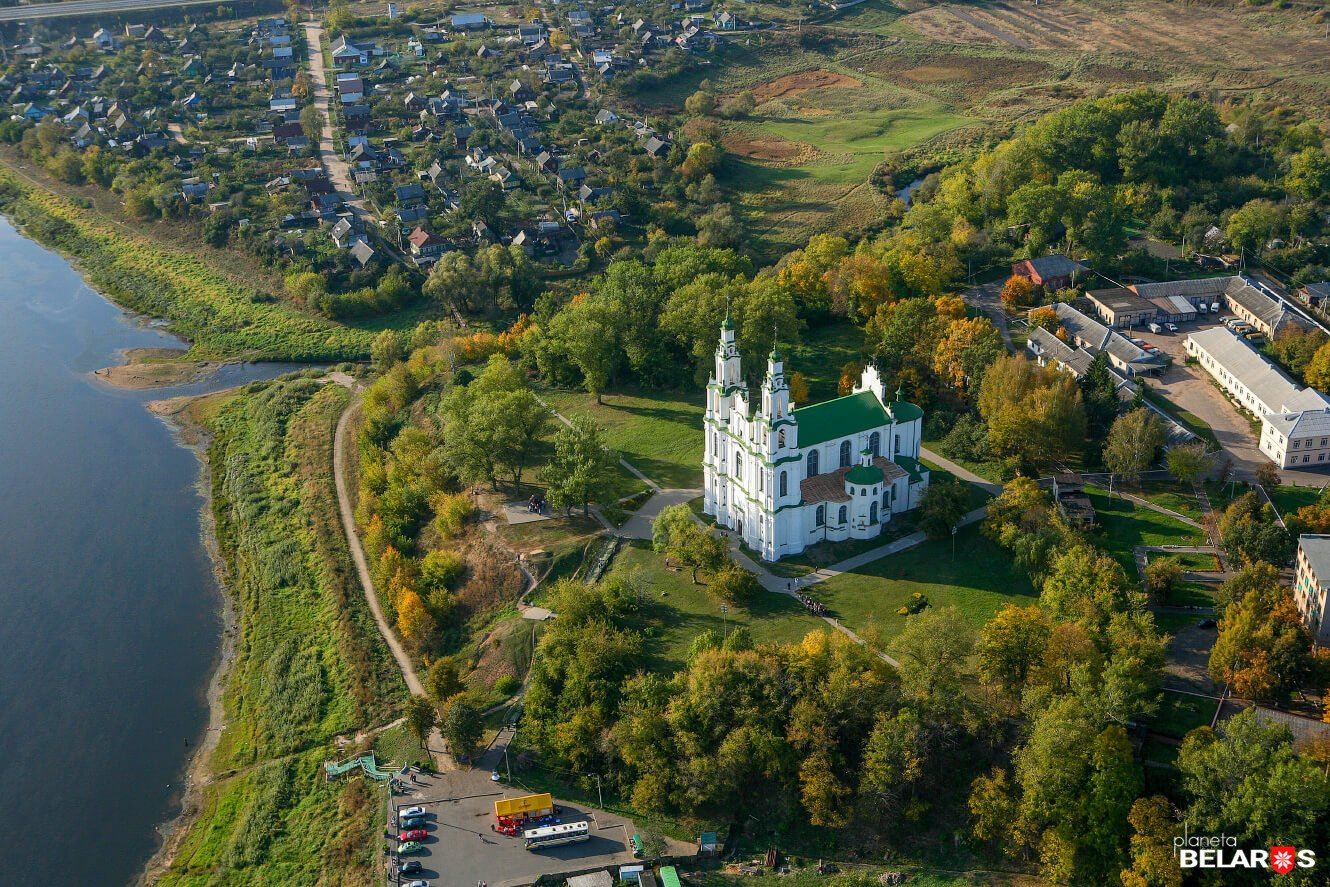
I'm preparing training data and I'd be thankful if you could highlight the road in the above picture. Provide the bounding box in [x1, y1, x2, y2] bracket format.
[302, 20, 367, 218]
[0, 0, 220, 21]
[333, 390, 454, 771]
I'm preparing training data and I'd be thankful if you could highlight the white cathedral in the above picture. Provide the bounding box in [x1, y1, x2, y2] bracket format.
[703, 319, 930, 562]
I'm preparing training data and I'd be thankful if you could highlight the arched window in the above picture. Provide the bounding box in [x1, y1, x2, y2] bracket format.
[838, 505, 848, 524]
[758, 471, 764, 492]
[778, 429, 786, 448]
[869, 431, 880, 458]
[894, 433, 901, 455]
[815, 505, 825, 527]
[779, 471, 788, 497]
[735, 453, 743, 478]
[882, 489, 890, 509]
[807, 450, 819, 478]
[839, 440, 852, 468]
[870, 501, 879, 524]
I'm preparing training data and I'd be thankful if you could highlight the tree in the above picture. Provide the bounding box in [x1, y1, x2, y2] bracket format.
[889, 606, 976, 730]
[1000, 275, 1037, 310]
[919, 480, 971, 540]
[681, 141, 722, 182]
[933, 316, 1004, 395]
[788, 371, 810, 405]
[1225, 198, 1282, 255]
[978, 355, 1087, 469]
[976, 604, 1052, 699]
[371, 329, 404, 371]
[542, 417, 619, 515]
[711, 562, 760, 605]
[1120, 797, 1183, 887]
[1285, 147, 1330, 201]
[1255, 460, 1281, 490]
[1143, 557, 1182, 604]
[1165, 441, 1208, 485]
[427, 656, 464, 703]
[1209, 582, 1314, 702]
[652, 503, 695, 555]
[1217, 493, 1291, 567]
[542, 294, 622, 402]
[404, 694, 436, 750]
[1177, 709, 1330, 849]
[684, 88, 717, 116]
[1079, 352, 1119, 440]
[1104, 409, 1165, 487]
[638, 825, 668, 859]
[653, 504, 726, 583]
[441, 695, 483, 759]
[1305, 339, 1330, 391]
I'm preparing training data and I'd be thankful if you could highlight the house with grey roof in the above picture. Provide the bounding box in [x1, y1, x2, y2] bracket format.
[1045, 303, 1166, 378]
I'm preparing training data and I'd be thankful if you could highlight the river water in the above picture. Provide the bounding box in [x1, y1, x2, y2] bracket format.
[0, 217, 304, 884]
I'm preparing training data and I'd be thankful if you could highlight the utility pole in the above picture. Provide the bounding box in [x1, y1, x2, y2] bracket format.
[594, 773, 603, 808]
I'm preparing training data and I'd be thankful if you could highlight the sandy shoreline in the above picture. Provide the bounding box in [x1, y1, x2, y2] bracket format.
[93, 347, 230, 390]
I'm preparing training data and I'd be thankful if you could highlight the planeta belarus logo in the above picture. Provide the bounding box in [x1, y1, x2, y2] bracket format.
[1270, 847, 1297, 875]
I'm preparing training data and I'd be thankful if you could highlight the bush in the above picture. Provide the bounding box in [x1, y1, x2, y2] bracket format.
[495, 674, 521, 696]
[420, 549, 465, 592]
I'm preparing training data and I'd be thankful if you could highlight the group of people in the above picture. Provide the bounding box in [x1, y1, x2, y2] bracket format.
[789, 583, 828, 616]
[525, 493, 546, 514]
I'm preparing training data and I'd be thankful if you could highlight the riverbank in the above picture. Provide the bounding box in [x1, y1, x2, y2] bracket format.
[149, 378, 407, 884]
[140, 391, 236, 884]
[0, 165, 373, 362]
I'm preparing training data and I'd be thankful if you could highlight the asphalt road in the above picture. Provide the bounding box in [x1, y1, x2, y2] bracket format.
[0, 0, 228, 22]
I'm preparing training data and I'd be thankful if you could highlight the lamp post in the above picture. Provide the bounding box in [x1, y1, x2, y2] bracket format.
[720, 604, 729, 642]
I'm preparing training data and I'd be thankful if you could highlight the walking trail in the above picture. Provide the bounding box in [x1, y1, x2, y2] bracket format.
[332, 388, 454, 771]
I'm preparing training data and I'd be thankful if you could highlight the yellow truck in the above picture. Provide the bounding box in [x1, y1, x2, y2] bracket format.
[494, 793, 554, 821]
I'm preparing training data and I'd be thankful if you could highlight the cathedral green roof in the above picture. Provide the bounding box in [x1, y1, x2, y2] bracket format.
[845, 463, 884, 485]
[791, 390, 891, 447]
[890, 400, 924, 422]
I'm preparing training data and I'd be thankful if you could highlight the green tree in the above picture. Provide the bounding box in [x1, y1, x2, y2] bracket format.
[1225, 198, 1283, 255]
[918, 480, 971, 540]
[1120, 796, 1183, 887]
[1079, 352, 1119, 440]
[710, 562, 761, 605]
[542, 417, 619, 516]
[976, 604, 1052, 700]
[1165, 441, 1208, 485]
[404, 694, 436, 750]
[979, 355, 1087, 469]
[1104, 409, 1165, 487]
[1177, 709, 1330, 848]
[1143, 557, 1183, 604]
[371, 329, 405, 371]
[426, 657, 463, 704]
[1285, 147, 1330, 201]
[889, 606, 976, 730]
[441, 696, 483, 759]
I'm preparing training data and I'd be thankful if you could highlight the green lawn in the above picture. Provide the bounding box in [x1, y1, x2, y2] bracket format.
[742, 107, 973, 185]
[1168, 580, 1221, 609]
[1151, 690, 1216, 740]
[539, 387, 705, 490]
[787, 320, 865, 403]
[920, 436, 1004, 483]
[1086, 487, 1206, 572]
[607, 542, 826, 670]
[815, 525, 1036, 642]
[1134, 477, 1205, 521]
[1268, 483, 1328, 517]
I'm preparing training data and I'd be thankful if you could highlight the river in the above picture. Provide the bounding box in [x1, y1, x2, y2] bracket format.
[0, 216, 305, 884]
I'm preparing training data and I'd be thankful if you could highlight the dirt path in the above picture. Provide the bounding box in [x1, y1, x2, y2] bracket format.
[333, 391, 454, 771]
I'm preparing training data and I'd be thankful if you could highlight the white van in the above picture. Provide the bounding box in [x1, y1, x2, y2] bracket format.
[1147, 322, 1162, 334]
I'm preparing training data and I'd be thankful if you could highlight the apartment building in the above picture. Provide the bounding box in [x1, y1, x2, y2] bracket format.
[1294, 535, 1330, 645]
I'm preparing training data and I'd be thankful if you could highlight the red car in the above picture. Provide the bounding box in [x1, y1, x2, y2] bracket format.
[398, 829, 428, 842]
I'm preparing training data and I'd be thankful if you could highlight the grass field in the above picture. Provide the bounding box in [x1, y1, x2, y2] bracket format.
[161, 379, 403, 883]
[0, 170, 374, 361]
[1151, 690, 1216, 741]
[1086, 487, 1206, 572]
[814, 524, 1036, 642]
[1268, 483, 1329, 518]
[539, 387, 705, 490]
[604, 542, 826, 670]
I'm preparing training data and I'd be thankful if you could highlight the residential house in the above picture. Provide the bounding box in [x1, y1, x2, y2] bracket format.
[331, 36, 369, 66]
[451, 13, 490, 30]
[350, 239, 377, 268]
[644, 135, 671, 157]
[407, 226, 450, 264]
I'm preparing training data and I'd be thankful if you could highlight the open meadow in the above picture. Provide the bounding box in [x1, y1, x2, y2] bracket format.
[671, 0, 1330, 254]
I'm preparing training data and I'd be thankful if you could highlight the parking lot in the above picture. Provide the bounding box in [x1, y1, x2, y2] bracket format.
[386, 728, 691, 887]
[1132, 317, 1270, 478]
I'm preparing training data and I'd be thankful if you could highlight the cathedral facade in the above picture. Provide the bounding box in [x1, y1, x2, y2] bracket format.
[703, 320, 930, 562]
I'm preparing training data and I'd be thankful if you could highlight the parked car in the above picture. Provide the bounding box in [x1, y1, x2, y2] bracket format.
[398, 806, 426, 822]
[405, 881, 431, 887]
[399, 815, 427, 829]
[1165, 322, 1179, 332]
[398, 829, 429, 842]
[400, 860, 423, 875]
[491, 770, 502, 782]
[1148, 322, 1162, 334]
[398, 841, 425, 855]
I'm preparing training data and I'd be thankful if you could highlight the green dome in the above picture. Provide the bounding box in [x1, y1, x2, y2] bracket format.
[845, 464, 884, 485]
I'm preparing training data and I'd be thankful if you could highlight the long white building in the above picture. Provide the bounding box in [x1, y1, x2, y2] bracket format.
[703, 320, 929, 561]
[1185, 326, 1330, 467]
